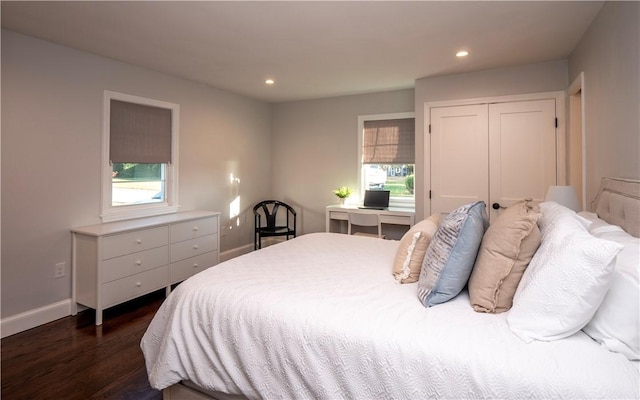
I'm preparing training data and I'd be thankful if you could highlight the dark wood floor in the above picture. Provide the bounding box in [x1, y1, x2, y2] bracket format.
[1, 290, 166, 400]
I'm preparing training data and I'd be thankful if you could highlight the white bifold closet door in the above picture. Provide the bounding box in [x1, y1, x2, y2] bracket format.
[430, 99, 557, 221]
[430, 104, 489, 216]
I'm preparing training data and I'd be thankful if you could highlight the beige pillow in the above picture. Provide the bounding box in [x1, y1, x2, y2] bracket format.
[392, 214, 440, 283]
[468, 200, 541, 313]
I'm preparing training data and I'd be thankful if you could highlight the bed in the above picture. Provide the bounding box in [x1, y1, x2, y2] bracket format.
[141, 177, 640, 400]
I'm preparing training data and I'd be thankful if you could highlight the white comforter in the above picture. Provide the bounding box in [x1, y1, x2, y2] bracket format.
[141, 233, 639, 399]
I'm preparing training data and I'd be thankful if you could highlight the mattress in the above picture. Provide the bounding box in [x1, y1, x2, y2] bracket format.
[141, 232, 639, 399]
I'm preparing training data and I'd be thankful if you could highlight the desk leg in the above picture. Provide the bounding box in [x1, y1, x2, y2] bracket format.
[326, 212, 331, 232]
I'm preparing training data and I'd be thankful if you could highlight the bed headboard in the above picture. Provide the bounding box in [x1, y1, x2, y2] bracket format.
[591, 177, 640, 238]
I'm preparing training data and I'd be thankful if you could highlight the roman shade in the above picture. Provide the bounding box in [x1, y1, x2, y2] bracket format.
[109, 99, 172, 164]
[362, 118, 414, 164]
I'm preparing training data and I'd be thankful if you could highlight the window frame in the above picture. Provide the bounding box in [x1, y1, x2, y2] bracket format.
[357, 112, 416, 208]
[101, 90, 180, 222]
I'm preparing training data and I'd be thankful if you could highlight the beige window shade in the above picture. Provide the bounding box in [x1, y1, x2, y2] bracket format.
[363, 118, 415, 164]
[109, 99, 172, 164]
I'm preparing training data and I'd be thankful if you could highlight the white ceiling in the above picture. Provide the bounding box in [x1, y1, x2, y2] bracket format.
[1, 1, 603, 103]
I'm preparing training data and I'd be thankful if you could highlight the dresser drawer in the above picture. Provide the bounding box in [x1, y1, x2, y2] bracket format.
[102, 265, 168, 308]
[102, 227, 168, 260]
[169, 251, 218, 284]
[101, 246, 168, 283]
[170, 234, 217, 263]
[170, 217, 218, 243]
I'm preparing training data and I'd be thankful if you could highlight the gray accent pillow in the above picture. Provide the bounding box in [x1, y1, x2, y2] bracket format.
[418, 201, 487, 307]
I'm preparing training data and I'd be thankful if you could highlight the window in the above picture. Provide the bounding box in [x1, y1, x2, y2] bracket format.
[102, 91, 179, 222]
[358, 113, 415, 206]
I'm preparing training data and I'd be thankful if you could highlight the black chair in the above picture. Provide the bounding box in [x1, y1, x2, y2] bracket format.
[253, 200, 297, 250]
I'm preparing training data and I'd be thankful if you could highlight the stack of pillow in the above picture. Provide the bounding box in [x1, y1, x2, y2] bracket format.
[392, 199, 637, 361]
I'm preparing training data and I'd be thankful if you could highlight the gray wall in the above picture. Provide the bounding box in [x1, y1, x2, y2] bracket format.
[271, 90, 414, 234]
[569, 1, 640, 208]
[1, 30, 271, 318]
[414, 60, 569, 220]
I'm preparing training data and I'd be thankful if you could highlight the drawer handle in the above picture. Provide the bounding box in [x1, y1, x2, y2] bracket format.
[192, 244, 199, 250]
[193, 263, 199, 268]
[135, 282, 142, 288]
[193, 226, 199, 232]
[135, 260, 142, 266]
[136, 239, 142, 244]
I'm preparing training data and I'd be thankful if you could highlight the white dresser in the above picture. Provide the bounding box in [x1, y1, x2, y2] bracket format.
[72, 211, 220, 325]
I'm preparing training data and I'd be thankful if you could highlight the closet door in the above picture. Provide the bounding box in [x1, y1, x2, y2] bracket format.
[430, 104, 489, 216]
[488, 99, 557, 219]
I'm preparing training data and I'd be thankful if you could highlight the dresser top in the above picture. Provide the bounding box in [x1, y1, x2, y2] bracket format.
[71, 210, 220, 237]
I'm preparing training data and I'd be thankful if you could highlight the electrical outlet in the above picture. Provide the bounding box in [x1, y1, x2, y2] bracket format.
[54, 262, 66, 278]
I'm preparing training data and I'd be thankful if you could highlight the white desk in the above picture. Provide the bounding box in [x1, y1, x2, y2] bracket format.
[325, 205, 415, 239]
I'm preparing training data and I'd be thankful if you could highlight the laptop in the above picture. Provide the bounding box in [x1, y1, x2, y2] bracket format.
[358, 190, 390, 210]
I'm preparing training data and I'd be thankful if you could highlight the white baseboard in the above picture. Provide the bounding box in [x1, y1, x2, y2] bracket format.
[1, 245, 256, 339]
[1, 299, 72, 338]
[220, 243, 254, 262]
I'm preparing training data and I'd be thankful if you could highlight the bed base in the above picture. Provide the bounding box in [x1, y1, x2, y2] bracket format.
[163, 382, 249, 400]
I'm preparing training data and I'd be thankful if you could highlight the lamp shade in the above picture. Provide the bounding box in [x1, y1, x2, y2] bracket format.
[545, 186, 581, 212]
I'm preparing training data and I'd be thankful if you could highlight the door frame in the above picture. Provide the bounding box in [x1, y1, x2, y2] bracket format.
[423, 91, 566, 216]
[568, 72, 586, 210]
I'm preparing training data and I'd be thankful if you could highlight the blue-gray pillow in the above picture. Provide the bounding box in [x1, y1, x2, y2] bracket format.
[418, 201, 487, 307]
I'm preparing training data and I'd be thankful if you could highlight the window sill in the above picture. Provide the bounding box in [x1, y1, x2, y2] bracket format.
[389, 198, 415, 210]
[101, 204, 180, 223]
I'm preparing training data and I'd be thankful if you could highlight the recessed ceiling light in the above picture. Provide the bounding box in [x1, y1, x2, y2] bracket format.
[456, 50, 469, 57]
[265, 79, 275, 85]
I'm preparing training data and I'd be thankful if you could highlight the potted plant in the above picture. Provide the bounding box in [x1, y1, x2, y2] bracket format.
[333, 186, 353, 205]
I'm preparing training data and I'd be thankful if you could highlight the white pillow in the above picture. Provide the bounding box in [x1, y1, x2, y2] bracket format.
[539, 201, 590, 232]
[579, 211, 625, 235]
[507, 202, 623, 342]
[583, 227, 640, 360]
